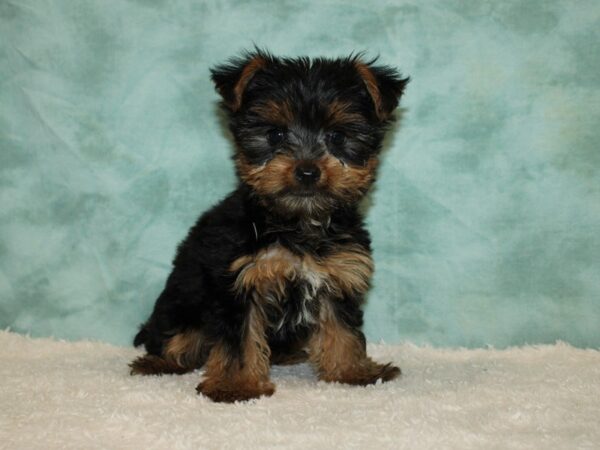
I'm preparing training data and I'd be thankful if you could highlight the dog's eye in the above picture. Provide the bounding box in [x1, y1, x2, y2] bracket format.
[266, 129, 285, 146]
[327, 131, 346, 146]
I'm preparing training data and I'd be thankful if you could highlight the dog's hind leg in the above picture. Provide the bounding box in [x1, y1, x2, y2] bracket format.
[129, 354, 192, 375]
[130, 329, 206, 376]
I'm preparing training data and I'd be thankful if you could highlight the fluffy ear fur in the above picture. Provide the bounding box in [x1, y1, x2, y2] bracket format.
[355, 60, 409, 121]
[210, 51, 270, 112]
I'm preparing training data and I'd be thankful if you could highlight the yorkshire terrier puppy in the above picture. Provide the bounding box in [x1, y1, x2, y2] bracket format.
[130, 50, 409, 403]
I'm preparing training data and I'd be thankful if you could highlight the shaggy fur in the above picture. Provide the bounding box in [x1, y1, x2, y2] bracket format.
[130, 49, 409, 402]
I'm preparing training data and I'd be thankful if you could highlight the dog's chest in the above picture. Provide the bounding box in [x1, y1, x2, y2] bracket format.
[230, 243, 374, 329]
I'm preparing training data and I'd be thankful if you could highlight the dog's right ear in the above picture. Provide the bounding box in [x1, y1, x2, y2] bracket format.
[210, 51, 269, 112]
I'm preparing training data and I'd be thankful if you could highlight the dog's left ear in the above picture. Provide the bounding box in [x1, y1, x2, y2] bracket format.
[355, 61, 409, 121]
[210, 51, 269, 112]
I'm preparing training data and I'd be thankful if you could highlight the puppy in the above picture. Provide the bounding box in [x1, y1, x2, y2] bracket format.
[130, 50, 409, 403]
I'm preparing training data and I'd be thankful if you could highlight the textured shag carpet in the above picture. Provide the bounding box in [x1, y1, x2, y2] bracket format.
[1, 330, 599, 449]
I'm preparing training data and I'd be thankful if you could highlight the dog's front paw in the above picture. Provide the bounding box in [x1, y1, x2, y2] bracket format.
[196, 380, 275, 403]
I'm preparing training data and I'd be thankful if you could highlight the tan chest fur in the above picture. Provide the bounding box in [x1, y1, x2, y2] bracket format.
[230, 243, 373, 301]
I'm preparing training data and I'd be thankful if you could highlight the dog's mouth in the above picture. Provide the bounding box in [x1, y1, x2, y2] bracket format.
[280, 185, 324, 198]
[288, 190, 318, 198]
[262, 189, 337, 218]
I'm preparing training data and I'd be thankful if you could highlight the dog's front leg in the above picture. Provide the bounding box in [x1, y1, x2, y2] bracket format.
[308, 300, 400, 386]
[196, 304, 274, 403]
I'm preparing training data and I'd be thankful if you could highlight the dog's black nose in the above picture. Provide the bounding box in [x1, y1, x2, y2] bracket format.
[294, 162, 321, 185]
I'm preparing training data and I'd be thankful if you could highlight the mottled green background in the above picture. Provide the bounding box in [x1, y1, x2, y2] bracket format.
[1, 0, 599, 348]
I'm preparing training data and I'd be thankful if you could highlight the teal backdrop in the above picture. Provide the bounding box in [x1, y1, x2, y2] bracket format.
[1, 0, 599, 348]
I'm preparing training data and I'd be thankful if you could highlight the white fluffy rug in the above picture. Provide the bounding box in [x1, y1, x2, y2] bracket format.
[1, 330, 599, 449]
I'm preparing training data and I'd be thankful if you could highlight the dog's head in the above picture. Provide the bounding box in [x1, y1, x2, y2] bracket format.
[211, 50, 408, 218]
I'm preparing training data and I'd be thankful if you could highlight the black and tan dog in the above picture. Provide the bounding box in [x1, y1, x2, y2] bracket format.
[130, 50, 409, 403]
